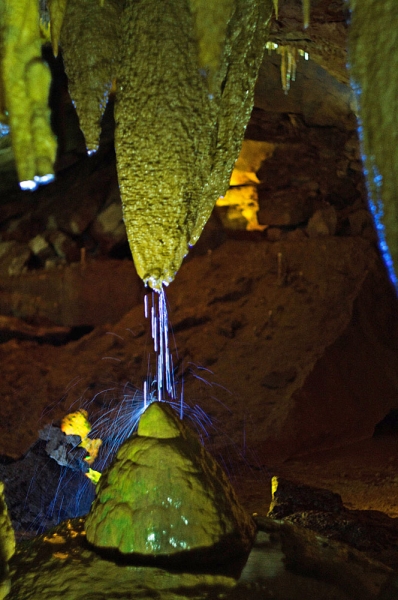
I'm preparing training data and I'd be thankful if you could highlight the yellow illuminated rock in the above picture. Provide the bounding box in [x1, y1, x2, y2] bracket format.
[217, 186, 267, 231]
[0, 482, 15, 600]
[115, 0, 273, 289]
[216, 140, 274, 230]
[0, 0, 57, 189]
[85, 402, 256, 561]
[61, 409, 102, 464]
[47, 0, 68, 57]
[60, 0, 122, 154]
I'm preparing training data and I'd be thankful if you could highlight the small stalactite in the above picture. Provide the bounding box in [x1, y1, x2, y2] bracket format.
[272, 0, 310, 28]
[302, 0, 310, 29]
[266, 42, 309, 95]
[47, 0, 69, 57]
[278, 45, 298, 94]
[60, 0, 122, 154]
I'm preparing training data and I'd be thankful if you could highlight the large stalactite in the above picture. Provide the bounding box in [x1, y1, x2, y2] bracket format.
[348, 0, 398, 292]
[115, 0, 273, 289]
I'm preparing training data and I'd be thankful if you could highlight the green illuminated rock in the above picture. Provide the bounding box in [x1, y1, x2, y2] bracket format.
[348, 0, 398, 289]
[60, 0, 122, 154]
[0, 482, 15, 600]
[0, 0, 56, 188]
[85, 402, 256, 562]
[115, 0, 272, 289]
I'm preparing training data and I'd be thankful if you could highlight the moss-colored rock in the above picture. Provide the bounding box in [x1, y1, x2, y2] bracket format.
[85, 402, 256, 561]
[348, 0, 398, 290]
[115, 0, 272, 289]
[0, 0, 56, 188]
[0, 481, 15, 600]
[60, 0, 122, 153]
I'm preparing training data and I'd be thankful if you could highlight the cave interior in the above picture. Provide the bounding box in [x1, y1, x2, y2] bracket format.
[1, 0, 398, 598]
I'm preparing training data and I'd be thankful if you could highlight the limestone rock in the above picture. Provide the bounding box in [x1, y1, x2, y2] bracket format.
[8, 515, 394, 600]
[115, 0, 273, 289]
[348, 0, 398, 290]
[0, 241, 31, 276]
[0, 481, 15, 600]
[60, 0, 122, 153]
[268, 476, 344, 520]
[0, 0, 56, 188]
[85, 402, 256, 562]
[8, 519, 236, 600]
[258, 187, 314, 227]
[307, 205, 337, 237]
[268, 477, 398, 571]
[90, 201, 127, 254]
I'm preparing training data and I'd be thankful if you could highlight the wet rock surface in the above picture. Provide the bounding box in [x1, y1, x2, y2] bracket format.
[85, 402, 256, 562]
[6, 511, 396, 600]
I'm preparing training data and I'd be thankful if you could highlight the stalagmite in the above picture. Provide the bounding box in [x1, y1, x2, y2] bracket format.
[115, 0, 273, 290]
[85, 402, 256, 561]
[0, 0, 56, 190]
[60, 0, 122, 154]
[348, 0, 398, 290]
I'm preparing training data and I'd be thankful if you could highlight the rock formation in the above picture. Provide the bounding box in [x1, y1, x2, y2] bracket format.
[85, 401, 256, 562]
[0, 482, 15, 600]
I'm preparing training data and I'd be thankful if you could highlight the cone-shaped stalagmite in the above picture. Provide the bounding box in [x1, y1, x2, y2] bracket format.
[348, 0, 398, 291]
[0, 0, 57, 189]
[60, 0, 122, 154]
[115, 0, 272, 290]
[85, 402, 256, 562]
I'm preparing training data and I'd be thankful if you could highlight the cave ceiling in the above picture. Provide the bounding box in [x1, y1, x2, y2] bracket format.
[0, 0, 360, 290]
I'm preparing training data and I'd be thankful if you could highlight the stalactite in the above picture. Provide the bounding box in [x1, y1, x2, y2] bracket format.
[277, 46, 298, 93]
[348, 0, 398, 290]
[271, 0, 309, 28]
[60, 0, 122, 154]
[189, 0, 235, 93]
[273, 0, 278, 20]
[115, 0, 273, 290]
[0, 0, 57, 190]
[302, 0, 310, 29]
[47, 0, 68, 57]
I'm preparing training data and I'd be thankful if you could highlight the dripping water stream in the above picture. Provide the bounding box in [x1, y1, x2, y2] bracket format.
[144, 288, 183, 417]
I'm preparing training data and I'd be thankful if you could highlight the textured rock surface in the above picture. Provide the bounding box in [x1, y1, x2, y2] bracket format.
[85, 402, 256, 561]
[7, 514, 394, 600]
[8, 518, 236, 600]
[0, 482, 15, 600]
[60, 0, 122, 153]
[115, 0, 272, 289]
[0, 0, 56, 187]
[348, 0, 398, 290]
